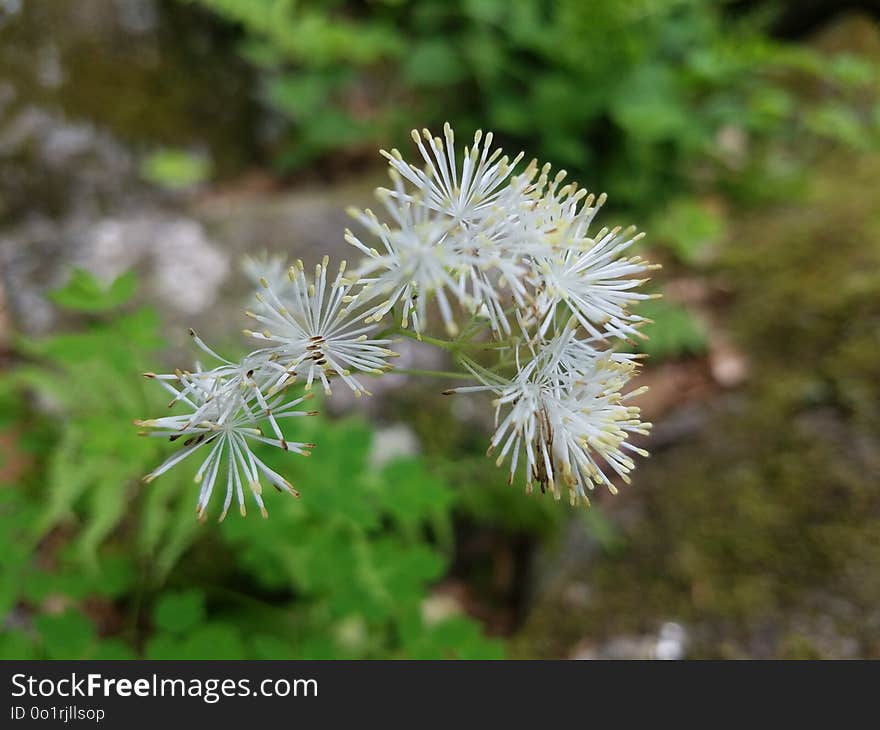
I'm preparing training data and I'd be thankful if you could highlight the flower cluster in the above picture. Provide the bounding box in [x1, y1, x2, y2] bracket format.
[138, 124, 655, 518]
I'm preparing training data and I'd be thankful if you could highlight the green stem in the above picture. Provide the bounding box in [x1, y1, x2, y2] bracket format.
[388, 367, 474, 380]
[387, 326, 510, 353]
[391, 327, 459, 351]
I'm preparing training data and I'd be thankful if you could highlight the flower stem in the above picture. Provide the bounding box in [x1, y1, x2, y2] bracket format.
[390, 327, 459, 351]
[387, 325, 510, 353]
[389, 367, 474, 380]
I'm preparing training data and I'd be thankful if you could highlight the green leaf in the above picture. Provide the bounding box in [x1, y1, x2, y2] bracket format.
[610, 66, 690, 143]
[34, 429, 95, 539]
[0, 490, 35, 614]
[635, 299, 707, 360]
[143, 634, 182, 660]
[23, 568, 86, 603]
[180, 624, 246, 660]
[0, 629, 38, 660]
[804, 105, 871, 150]
[91, 555, 136, 599]
[145, 622, 246, 660]
[826, 53, 876, 88]
[76, 470, 135, 567]
[34, 611, 96, 660]
[401, 613, 505, 659]
[267, 73, 334, 119]
[49, 269, 137, 312]
[378, 457, 454, 530]
[463, 0, 505, 24]
[371, 539, 446, 613]
[403, 40, 466, 87]
[90, 639, 137, 660]
[291, 109, 371, 166]
[251, 634, 298, 660]
[139, 469, 205, 579]
[652, 198, 726, 264]
[153, 590, 206, 634]
[140, 149, 212, 190]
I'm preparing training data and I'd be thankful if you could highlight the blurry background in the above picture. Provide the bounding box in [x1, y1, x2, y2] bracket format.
[1, 0, 879, 659]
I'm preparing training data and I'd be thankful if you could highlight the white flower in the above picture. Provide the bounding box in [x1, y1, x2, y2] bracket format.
[530, 223, 658, 342]
[549, 360, 651, 502]
[349, 127, 530, 336]
[244, 256, 397, 396]
[166, 331, 286, 429]
[358, 126, 658, 342]
[381, 123, 523, 228]
[530, 314, 640, 383]
[449, 324, 650, 505]
[443, 202, 532, 336]
[513, 168, 607, 254]
[345, 197, 472, 335]
[137, 359, 315, 521]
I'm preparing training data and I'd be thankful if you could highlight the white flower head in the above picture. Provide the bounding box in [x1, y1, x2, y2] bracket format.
[449, 321, 650, 506]
[527, 314, 640, 383]
[245, 256, 398, 396]
[137, 355, 316, 521]
[349, 126, 533, 336]
[513, 167, 606, 253]
[530, 223, 658, 342]
[346, 196, 472, 335]
[381, 123, 524, 228]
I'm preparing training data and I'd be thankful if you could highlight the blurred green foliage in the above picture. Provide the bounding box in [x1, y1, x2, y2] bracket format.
[634, 299, 707, 360]
[0, 271, 503, 659]
[651, 198, 727, 265]
[187, 0, 877, 208]
[140, 149, 213, 190]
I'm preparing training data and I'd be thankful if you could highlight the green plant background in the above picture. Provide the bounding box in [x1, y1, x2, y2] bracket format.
[1, 272, 505, 659]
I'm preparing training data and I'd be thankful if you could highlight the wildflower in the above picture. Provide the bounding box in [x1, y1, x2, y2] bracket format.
[514, 168, 606, 252]
[245, 257, 397, 396]
[137, 362, 315, 520]
[448, 323, 651, 506]
[346, 198, 471, 335]
[381, 123, 524, 228]
[443, 201, 531, 336]
[138, 123, 657, 517]
[242, 252, 289, 291]
[354, 125, 534, 335]
[530, 314, 640, 384]
[530, 224, 658, 342]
